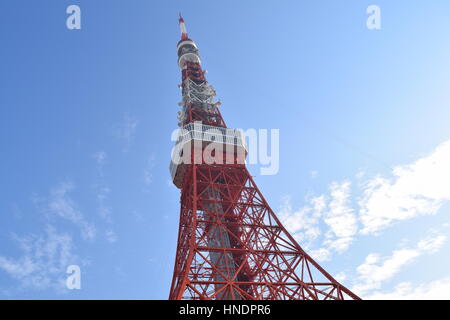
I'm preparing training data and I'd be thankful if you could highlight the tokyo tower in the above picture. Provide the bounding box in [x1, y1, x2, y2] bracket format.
[169, 15, 361, 300]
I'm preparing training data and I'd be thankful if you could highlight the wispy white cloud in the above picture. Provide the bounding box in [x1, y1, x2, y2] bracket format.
[116, 114, 138, 152]
[323, 181, 358, 253]
[144, 154, 156, 187]
[97, 185, 112, 224]
[309, 248, 331, 262]
[279, 181, 358, 261]
[353, 250, 420, 295]
[93, 151, 107, 167]
[359, 141, 450, 234]
[92, 151, 117, 243]
[417, 234, 447, 253]
[280, 140, 450, 264]
[93, 151, 107, 177]
[279, 195, 325, 250]
[365, 276, 450, 300]
[334, 271, 347, 283]
[0, 225, 79, 291]
[352, 233, 447, 296]
[105, 229, 118, 244]
[44, 182, 96, 241]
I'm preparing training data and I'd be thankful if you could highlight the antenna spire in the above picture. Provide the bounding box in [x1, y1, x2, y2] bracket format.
[178, 13, 188, 40]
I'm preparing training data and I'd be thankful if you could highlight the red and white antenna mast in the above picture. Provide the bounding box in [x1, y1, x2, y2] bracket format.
[179, 13, 188, 40]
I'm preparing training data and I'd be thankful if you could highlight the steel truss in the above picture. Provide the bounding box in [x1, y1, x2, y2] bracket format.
[169, 164, 360, 300]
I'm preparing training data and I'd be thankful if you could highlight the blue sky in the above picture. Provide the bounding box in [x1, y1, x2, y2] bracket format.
[1, 0, 450, 299]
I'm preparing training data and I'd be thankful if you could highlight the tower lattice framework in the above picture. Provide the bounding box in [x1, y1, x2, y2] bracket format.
[169, 16, 361, 300]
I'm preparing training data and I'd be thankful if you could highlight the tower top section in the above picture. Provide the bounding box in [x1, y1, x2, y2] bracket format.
[179, 13, 188, 40]
[177, 15, 201, 69]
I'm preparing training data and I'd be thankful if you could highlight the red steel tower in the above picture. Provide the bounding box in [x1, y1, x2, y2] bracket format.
[169, 16, 361, 300]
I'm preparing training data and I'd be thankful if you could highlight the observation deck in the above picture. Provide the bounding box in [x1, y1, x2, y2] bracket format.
[169, 123, 247, 188]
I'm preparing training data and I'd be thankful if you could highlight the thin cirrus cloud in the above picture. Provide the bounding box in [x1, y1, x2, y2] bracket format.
[323, 181, 358, 252]
[93, 151, 107, 178]
[1, 150, 120, 292]
[92, 151, 118, 243]
[105, 229, 118, 244]
[278, 194, 325, 250]
[359, 140, 450, 234]
[365, 276, 450, 300]
[280, 180, 358, 262]
[115, 114, 138, 152]
[144, 154, 156, 187]
[44, 182, 96, 241]
[0, 225, 79, 291]
[352, 233, 447, 296]
[280, 140, 450, 262]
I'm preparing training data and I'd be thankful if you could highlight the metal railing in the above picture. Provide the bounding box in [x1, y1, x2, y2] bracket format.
[169, 123, 248, 183]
